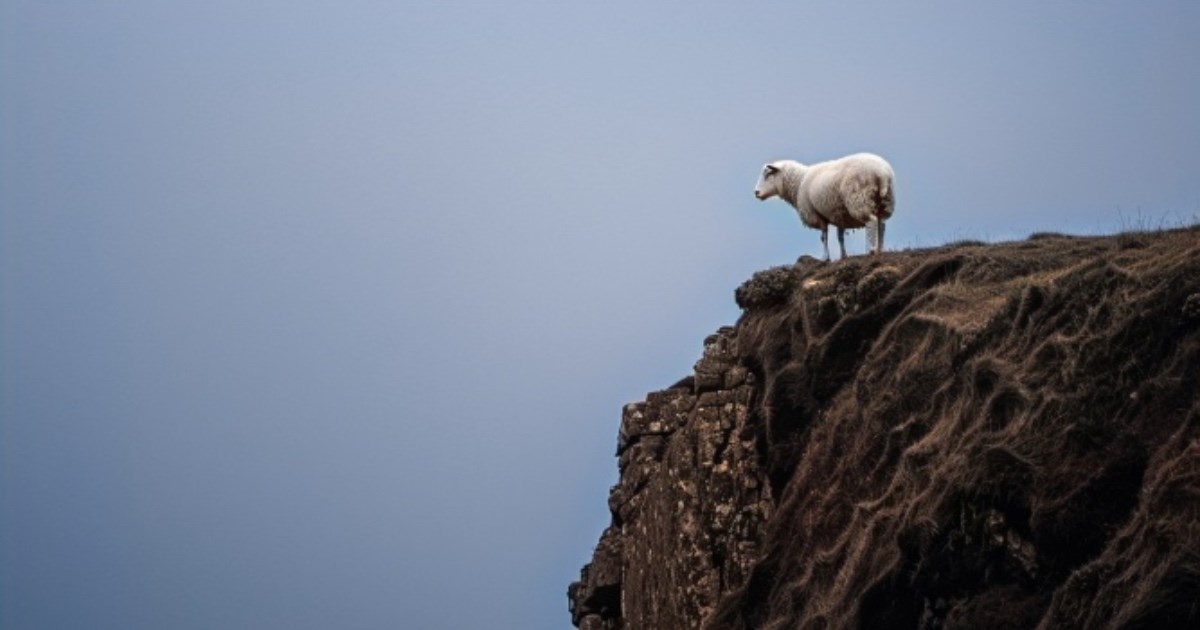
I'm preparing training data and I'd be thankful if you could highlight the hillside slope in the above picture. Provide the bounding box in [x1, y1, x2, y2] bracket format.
[570, 227, 1200, 629]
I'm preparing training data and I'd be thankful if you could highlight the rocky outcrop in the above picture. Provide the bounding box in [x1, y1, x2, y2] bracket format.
[571, 227, 1200, 629]
[569, 326, 771, 629]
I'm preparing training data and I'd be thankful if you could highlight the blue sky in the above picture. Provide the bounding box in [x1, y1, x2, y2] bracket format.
[2, 2, 1197, 628]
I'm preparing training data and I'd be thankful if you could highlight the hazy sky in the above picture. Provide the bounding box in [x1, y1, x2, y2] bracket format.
[2, 2, 1197, 628]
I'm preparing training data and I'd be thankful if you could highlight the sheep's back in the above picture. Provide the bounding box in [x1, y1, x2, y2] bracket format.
[807, 155, 893, 227]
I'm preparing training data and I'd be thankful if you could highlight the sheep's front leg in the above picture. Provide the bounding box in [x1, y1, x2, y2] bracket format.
[877, 219, 886, 254]
[837, 226, 847, 259]
[820, 226, 830, 261]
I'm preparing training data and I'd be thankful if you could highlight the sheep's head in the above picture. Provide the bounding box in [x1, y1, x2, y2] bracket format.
[754, 163, 782, 200]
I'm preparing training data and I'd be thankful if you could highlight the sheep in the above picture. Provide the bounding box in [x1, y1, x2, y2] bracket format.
[753, 152, 895, 260]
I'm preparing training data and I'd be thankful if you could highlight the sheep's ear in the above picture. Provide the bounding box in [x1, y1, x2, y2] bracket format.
[765, 164, 779, 175]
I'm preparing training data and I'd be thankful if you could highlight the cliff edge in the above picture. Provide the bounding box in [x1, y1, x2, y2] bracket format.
[570, 227, 1200, 629]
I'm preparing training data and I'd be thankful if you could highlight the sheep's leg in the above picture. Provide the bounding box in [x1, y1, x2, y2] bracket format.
[837, 226, 847, 259]
[867, 217, 884, 255]
[820, 226, 830, 261]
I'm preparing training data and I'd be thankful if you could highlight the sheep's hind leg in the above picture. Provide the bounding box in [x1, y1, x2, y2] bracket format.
[867, 217, 885, 255]
[837, 226, 847, 259]
[820, 226, 831, 261]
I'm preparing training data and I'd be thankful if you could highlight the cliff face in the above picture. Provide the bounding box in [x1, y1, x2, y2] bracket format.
[570, 227, 1200, 629]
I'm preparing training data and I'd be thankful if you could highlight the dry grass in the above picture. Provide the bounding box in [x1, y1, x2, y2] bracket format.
[710, 226, 1200, 629]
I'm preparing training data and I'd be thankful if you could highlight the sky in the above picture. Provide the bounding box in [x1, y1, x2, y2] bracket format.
[2, 2, 1197, 628]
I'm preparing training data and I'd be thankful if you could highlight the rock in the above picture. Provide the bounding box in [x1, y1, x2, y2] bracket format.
[572, 226, 1200, 629]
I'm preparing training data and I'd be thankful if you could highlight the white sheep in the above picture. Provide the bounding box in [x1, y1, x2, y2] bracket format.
[753, 153, 895, 260]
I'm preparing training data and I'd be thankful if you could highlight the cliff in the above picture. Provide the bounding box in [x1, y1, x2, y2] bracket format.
[570, 227, 1200, 629]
